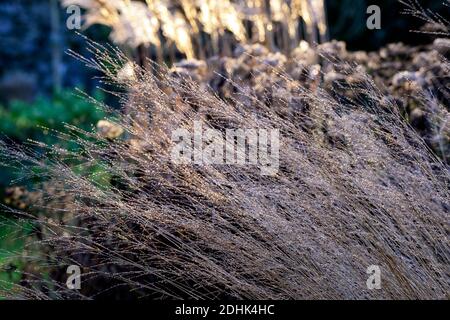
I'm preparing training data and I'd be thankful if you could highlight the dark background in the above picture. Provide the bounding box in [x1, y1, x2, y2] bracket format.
[326, 0, 445, 50]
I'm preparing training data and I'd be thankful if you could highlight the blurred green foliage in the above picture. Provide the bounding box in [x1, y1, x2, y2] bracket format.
[0, 217, 33, 295]
[0, 89, 105, 143]
[0, 89, 107, 189]
[0, 89, 106, 295]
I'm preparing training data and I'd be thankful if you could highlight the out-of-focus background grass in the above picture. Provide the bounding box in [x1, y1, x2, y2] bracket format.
[0, 0, 444, 293]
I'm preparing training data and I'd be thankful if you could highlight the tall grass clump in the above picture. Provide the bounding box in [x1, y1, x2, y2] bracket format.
[0, 35, 448, 299]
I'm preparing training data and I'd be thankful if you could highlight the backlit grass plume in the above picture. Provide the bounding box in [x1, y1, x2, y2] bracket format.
[0, 37, 448, 299]
[62, 0, 328, 63]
